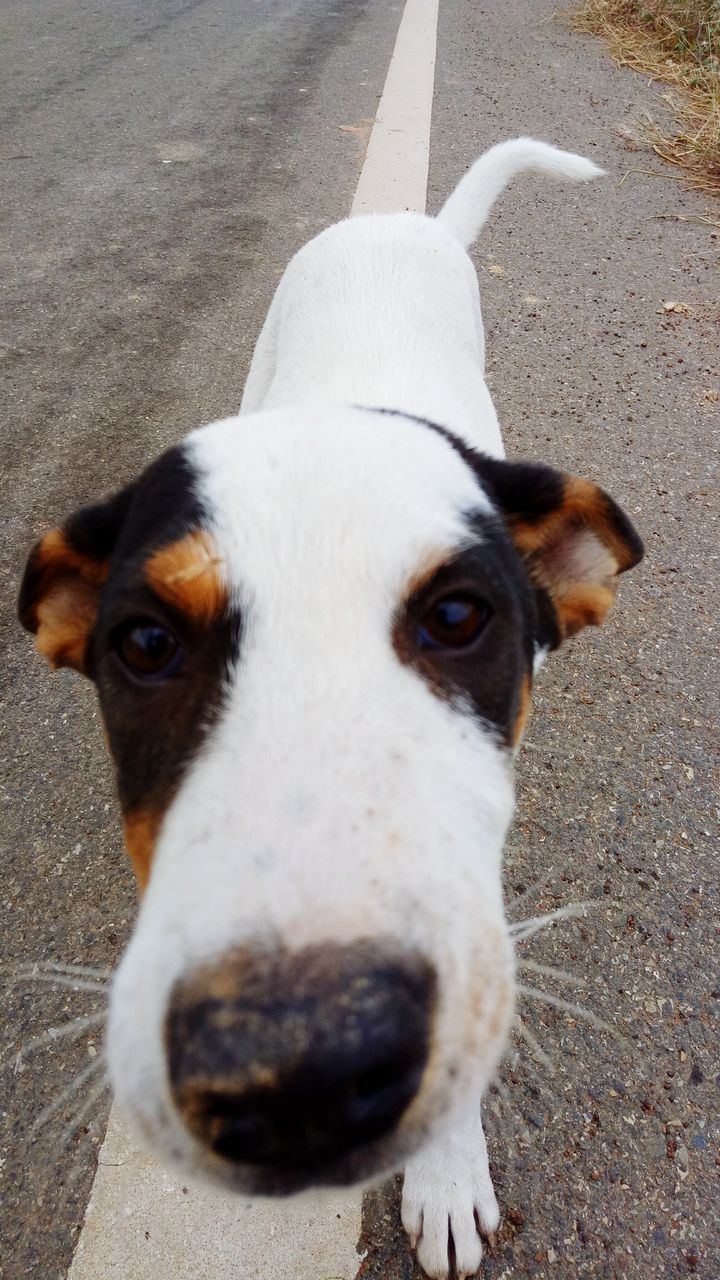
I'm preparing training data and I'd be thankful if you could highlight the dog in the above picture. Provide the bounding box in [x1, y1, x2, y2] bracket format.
[19, 138, 643, 1279]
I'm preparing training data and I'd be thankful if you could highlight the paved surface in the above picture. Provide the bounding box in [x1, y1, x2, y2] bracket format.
[0, 1, 400, 1274]
[1, 0, 718, 1278]
[67, 1111, 362, 1280]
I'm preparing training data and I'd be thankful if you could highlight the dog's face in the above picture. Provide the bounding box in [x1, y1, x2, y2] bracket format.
[19, 406, 642, 1193]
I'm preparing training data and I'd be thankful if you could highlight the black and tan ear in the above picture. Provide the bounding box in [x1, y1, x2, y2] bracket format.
[480, 458, 644, 644]
[18, 487, 134, 675]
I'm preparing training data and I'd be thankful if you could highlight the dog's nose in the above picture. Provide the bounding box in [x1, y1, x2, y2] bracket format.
[165, 942, 435, 1168]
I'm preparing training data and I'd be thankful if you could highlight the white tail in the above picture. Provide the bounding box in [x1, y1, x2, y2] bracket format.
[437, 137, 604, 248]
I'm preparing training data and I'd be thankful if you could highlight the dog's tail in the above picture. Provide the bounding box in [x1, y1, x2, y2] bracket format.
[436, 137, 604, 249]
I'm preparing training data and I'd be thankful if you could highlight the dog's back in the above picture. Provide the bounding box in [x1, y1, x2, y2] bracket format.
[240, 138, 603, 455]
[241, 213, 497, 449]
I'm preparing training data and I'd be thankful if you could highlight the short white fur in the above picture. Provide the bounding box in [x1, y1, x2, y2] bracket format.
[108, 138, 604, 1278]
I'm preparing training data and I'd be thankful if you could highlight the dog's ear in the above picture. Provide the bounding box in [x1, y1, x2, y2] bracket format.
[479, 458, 643, 645]
[18, 486, 134, 676]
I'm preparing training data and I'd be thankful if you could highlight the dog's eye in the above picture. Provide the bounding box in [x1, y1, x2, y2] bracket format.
[114, 622, 184, 680]
[416, 595, 490, 651]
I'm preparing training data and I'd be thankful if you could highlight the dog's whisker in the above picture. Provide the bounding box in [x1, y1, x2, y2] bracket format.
[488, 1077, 532, 1143]
[59, 1068, 111, 1145]
[504, 1064, 556, 1116]
[517, 959, 586, 989]
[517, 983, 618, 1036]
[5, 961, 112, 981]
[497, 1049, 559, 1130]
[522, 740, 626, 766]
[491, 1075, 511, 1104]
[509, 863, 557, 910]
[30, 1056, 106, 1136]
[510, 902, 591, 941]
[507, 1049, 559, 1114]
[12, 1013, 106, 1068]
[7, 971, 110, 996]
[512, 1014, 555, 1072]
[481, 1095, 507, 1147]
[485, 1099, 525, 1156]
[509, 858, 575, 912]
[504, 1041, 521, 1072]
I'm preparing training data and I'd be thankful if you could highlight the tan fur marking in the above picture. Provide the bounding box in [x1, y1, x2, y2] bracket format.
[509, 477, 635, 572]
[556, 583, 616, 638]
[29, 530, 110, 671]
[146, 531, 227, 622]
[394, 547, 458, 684]
[513, 672, 532, 746]
[404, 547, 457, 602]
[35, 579, 99, 671]
[36, 528, 110, 587]
[123, 809, 164, 891]
[507, 476, 637, 640]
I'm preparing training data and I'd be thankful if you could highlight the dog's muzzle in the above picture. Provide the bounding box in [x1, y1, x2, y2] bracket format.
[165, 941, 436, 1176]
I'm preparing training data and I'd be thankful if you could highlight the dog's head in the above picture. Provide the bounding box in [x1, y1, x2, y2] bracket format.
[19, 406, 642, 1192]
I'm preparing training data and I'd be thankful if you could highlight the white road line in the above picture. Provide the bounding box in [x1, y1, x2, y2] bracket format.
[68, 1108, 363, 1280]
[66, 0, 440, 1275]
[351, 0, 439, 215]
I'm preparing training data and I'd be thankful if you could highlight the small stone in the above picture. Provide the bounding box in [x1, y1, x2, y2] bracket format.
[547, 1247, 557, 1263]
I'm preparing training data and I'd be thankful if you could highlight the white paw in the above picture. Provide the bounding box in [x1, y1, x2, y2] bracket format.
[401, 1113, 499, 1279]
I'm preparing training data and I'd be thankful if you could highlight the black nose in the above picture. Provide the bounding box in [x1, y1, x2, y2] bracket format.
[166, 942, 435, 1170]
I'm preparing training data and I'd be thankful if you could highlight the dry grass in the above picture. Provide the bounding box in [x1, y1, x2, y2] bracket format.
[570, 0, 720, 193]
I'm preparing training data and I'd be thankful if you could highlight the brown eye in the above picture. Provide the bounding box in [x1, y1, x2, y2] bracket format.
[115, 622, 184, 680]
[417, 595, 490, 651]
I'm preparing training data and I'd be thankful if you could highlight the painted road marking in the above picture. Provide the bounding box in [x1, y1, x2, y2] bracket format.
[66, 0, 440, 1274]
[68, 1109, 364, 1280]
[351, 0, 439, 215]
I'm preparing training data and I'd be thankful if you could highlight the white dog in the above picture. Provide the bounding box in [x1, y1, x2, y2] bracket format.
[20, 138, 643, 1278]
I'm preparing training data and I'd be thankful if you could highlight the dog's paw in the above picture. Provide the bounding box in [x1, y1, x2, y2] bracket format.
[401, 1113, 499, 1280]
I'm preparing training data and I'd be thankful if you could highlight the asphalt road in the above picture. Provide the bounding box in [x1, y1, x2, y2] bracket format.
[0, 1, 401, 1273]
[1, 1, 718, 1278]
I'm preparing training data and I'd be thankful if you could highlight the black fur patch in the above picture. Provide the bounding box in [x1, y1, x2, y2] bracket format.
[364, 408, 544, 738]
[90, 448, 240, 822]
[394, 518, 537, 746]
[25, 446, 240, 832]
[360, 406, 641, 656]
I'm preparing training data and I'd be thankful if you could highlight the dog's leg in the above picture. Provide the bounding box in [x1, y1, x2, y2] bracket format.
[401, 1107, 499, 1279]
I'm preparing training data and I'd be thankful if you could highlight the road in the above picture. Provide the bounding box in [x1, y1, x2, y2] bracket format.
[1, 0, 717, 1277]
